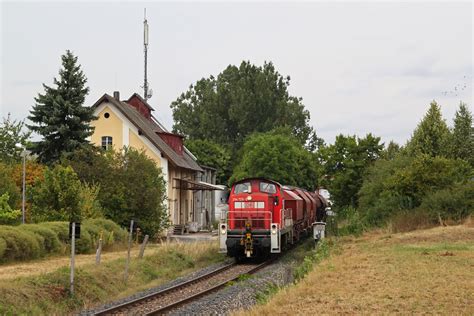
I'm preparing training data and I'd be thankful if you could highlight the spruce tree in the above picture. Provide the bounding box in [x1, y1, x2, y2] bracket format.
[406, 101, 450, 157]
[451, 102, 474, 166]
[28, 50, 95, 164]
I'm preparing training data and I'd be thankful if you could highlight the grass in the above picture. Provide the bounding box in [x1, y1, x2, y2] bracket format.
[238, 223, 474, 315]
[0, 241, 225, 315]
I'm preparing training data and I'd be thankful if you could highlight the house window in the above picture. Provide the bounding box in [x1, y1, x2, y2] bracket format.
[101, 136, 113, 150]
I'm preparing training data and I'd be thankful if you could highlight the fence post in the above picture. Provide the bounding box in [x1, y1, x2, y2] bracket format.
[96, 231, 103, 265]
[138, 234, 149, 259]
[70, 222, 75, 295]
[124, 220, 134, 282]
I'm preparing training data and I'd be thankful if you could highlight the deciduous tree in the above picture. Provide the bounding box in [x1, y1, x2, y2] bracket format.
[0, 114, 30, 164]
[171, 61, 313, 148]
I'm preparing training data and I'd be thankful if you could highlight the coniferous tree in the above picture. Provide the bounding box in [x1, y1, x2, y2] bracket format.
[28, 50, 95, 164]
[405, 101, 450, 157]
[450, 102, 474, 166]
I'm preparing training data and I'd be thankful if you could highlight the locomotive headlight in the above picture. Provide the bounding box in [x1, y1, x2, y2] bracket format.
[220, 224, 227, 235]
[271, 224, 277, 235]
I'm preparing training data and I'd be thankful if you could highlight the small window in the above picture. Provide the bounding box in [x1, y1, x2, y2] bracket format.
[104, 112, 110, 118]
[234, 182, 251, 194]
[101, 136, 113, 150]
[260, 182, 276, 194]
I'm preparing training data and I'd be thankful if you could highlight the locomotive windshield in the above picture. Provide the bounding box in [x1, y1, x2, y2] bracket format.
[234, 182, 251, 194]
[260, 182, 276, 194]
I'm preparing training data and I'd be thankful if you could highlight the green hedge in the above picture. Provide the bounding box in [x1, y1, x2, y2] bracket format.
[0, 219, 127, 264]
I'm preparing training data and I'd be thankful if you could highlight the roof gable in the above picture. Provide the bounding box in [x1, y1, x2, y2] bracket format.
[92, 93, 202, 172]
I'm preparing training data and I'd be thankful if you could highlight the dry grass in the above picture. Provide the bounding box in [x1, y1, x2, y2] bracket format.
[0, 241, 224, 314]
[239, 224, 474, 315]
[0, 240, 218, 280]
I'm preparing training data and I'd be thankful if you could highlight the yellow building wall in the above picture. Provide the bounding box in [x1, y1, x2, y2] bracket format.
[91, 105, 123, 149]
[129, 130, 162, 167]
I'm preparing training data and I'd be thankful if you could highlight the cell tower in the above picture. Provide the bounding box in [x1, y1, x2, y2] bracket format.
[143, 8, 152, 101]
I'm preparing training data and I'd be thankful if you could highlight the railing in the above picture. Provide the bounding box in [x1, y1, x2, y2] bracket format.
[222, 210, 273, 230]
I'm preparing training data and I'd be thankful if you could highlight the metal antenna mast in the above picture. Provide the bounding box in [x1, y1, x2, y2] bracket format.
[143, 8, 150, 101]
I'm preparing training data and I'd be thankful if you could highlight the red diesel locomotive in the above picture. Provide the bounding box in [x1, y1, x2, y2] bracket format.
[219, 177, 328, 259]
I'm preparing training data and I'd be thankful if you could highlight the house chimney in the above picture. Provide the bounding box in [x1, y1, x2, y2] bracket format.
[113, 91, 120, 101]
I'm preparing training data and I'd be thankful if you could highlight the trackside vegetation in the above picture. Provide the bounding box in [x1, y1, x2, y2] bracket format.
[0, 219, 127, 263]
[0, 242, 225, 314]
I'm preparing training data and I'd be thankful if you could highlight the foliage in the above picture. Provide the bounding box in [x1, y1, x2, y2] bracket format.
[381, 140, 401, 160]
[0, 220, 127, 264]
[27, 50, 95, 164]
[0, 193, 22, 225]
[405, 101, 450, 157]
[449, 102, 474, 166]
[79, 183, 103, 219]
[359, 154, 473, 226]
[30, 165, 83, 222]
[230, 129, 318, 190]
[0, 114, 31, 164]
[0, 162, 21, 209]
[420, 181, 474, 222]
[171, 61, 313, 148]
[318, 133, 383, 208]
[185, 139, 231, 184]
[337, 207, 365, 236]
[63, 147, 168, 237]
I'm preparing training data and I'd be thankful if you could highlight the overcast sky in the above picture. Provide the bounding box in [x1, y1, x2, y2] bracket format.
[1, 1, 472, 145]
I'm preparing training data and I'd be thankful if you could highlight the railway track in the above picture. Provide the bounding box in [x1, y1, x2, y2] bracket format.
[93, 261, 270, 315]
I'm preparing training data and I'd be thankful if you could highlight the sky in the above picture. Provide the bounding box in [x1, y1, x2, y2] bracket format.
[1, 1, 473, 146]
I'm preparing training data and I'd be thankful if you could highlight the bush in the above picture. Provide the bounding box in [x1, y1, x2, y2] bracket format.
[0, 226, 41, 262]
[85, 218, 128, 245]
[0, 193, 22, 225]
[420, 182, 474, 222]
[20, 224, 61, 253]
[0, 220, 128, 264]
[41, 222, 69, 243]
[338, 207, 365, 237]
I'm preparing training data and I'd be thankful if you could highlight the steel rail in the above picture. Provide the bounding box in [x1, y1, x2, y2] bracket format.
[93, 262, 236, 315]
[145, 260, 270, 315]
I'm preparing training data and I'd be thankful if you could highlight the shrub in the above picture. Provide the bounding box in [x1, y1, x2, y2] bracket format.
[338, 207, 365, 237]
[0, 193, 22, 225]
[0, 226, 41, 262]
[31, 165, 83, 222]
[41, 222, 69, 243]
[420, 182, 474, 222]
[85, 219, 128, 244]
[20, 224, 61, 253]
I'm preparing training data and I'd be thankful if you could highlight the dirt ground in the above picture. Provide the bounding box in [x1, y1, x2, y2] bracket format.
[242, 223, 474, 315]
[0, 245, 158, 280]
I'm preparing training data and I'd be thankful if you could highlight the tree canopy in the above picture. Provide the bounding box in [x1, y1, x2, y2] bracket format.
[0, 114, 31, 164]
[230, 130, 318, 190]
[171, 61, 313, 148]
[450, 102, 474, 166]
[184, 139, 231, 184]
[28, 50, 95, 164]
[405, 101, 450, 157]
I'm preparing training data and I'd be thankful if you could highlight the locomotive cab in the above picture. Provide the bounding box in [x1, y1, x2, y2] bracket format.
[219, 178, 282, 259]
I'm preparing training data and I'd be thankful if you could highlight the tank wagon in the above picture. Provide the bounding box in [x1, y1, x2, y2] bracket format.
[219, 177, 329, 259]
